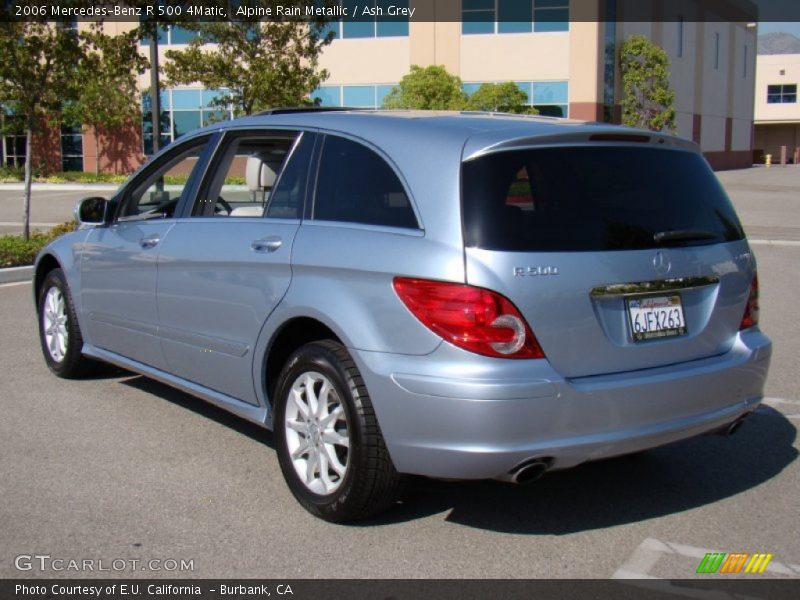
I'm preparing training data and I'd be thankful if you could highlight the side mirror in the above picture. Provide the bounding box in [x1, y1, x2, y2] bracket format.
[75, 197, 108, 226]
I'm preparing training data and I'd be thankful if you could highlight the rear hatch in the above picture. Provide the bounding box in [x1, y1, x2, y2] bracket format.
[461, 140, 754, 378]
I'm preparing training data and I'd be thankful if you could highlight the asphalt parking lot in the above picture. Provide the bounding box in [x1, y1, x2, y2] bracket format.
[0, 167, 798, 579]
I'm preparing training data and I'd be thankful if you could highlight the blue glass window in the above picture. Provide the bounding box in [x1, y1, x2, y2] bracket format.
[172, 111, 201, 138]
[376, 85, 395, 107]
[169, 26, 197, 45]
[463, 0, 493, 9]
[171, 89, 202, 110]
[139, 25, 167, 46]
[377, 0, 409, 36]
[313, 87, 342, 107]
[202, 89, 226, 108]
[514, 82, 532, 103]
[532, 81, 568, 104]
[462, 0, 495, 34]
[534, 0, 569, 32]
[498, 0, 532, 33]
[343, 86, 375, 107]
[202, 111, 228, 126]
[462, 83, 482, 96]
[463, 81, 568, 117]
[767, 84, 797, 104]
[343, 0, 374, 37]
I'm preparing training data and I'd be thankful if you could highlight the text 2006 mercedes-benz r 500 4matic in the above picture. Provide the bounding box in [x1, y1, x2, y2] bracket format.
[34, 109, 771, 522]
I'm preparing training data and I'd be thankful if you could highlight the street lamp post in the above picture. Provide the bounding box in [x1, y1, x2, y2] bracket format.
[149, 24, 162, 155]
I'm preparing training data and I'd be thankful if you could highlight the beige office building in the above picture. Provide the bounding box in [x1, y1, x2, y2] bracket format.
[2, 0, 758, 173]
[754, 53, 800, 163]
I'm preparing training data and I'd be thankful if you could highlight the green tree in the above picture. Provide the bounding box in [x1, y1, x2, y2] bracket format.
[382, 65, 468, 110]
[465, 82, 537, 114]
[162, 18, 333, 116]
[62, 26, 149, 173]
[619, 34, 676, 132]
[0, 22, 83, 240]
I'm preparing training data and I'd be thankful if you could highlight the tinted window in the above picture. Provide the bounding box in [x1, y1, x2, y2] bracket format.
[194, 133, 300, 218]
[462, 146, 744, 252]
[120, 137, 210, 220]
[314, 136, 417, 229]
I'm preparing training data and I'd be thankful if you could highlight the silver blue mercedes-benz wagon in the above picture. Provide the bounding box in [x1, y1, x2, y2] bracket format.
[34, 109, 771, 521]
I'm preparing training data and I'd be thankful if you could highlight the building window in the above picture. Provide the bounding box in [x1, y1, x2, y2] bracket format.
[714, 32, 720, 69]
[60, 124, 83, 172]
[677, 17, 683, 58]
[142, 88, 235, 155]
[140, 25, 199, 46]
[462, 0, 569, 35]
[312, 84, 397, 108]
[463, 80, 569, 117]
[318, 0, 410, 39]
[1, 115, 26, 168]
[767, 84, 797, 104]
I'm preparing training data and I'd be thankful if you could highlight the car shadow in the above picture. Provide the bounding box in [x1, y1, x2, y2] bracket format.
[119, 375, 275, 449]
[115, 375, 797, 533]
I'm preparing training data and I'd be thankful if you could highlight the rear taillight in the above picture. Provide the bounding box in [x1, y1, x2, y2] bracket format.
[740, 274, 760, 330]
[393, 277, 545, 359]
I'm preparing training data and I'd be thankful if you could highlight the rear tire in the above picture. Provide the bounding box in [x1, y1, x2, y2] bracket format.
[37, 268, 94, 379]
[274, 340, 404, 522]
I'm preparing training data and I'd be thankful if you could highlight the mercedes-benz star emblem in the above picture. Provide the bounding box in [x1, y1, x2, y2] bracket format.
[653, 251, 672, 276]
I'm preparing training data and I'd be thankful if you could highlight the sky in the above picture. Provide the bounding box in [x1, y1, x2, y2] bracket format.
[758, 22, 800, 37]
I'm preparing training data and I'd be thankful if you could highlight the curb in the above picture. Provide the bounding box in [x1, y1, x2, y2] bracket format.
[0, 183, 120, 192]
[0, 265, 34, 284]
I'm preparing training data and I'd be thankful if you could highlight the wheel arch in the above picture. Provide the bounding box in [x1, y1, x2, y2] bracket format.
[34, 253, 62, 303]
[262, 316, 343, 409]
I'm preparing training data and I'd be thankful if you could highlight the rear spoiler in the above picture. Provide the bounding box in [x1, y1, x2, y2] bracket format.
[463, 127, 699, 161]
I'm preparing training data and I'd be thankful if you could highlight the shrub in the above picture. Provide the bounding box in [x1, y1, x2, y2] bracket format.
[0, 168, 128, 184]
[0, 221, 79, 268]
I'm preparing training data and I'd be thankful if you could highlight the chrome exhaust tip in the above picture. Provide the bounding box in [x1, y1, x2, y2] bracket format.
[507, 457, 553, 485]
[717, 414, 750, 437]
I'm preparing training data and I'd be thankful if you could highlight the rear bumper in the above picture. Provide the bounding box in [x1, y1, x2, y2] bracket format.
[351, 329, 772, 480]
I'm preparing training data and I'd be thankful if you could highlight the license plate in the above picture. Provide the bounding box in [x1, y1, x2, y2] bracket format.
[626, 295, 687, 342]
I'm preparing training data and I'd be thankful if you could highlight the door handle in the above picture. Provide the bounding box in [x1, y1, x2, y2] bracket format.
[139, 234, 161, 249]
[251, 236, 282, 253]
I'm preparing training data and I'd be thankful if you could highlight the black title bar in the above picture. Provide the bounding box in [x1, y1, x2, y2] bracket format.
[2, 0, 800, 23]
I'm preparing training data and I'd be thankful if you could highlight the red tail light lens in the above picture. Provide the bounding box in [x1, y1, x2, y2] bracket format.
[740, 274, 760, 330]
[393, 277, 545, 359]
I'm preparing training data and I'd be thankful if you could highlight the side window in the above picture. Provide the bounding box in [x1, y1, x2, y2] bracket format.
[314, 135, 417, 229]
[193, 132, 301, 218]
[266, 133, 315, 219]
[119, 137, 210, 220]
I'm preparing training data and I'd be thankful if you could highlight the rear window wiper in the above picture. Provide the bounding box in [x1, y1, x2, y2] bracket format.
[653, 229, 720, 245]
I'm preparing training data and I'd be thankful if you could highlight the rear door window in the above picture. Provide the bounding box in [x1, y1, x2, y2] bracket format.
[313, 135, 417, 229]
[462, 146, 745, 252]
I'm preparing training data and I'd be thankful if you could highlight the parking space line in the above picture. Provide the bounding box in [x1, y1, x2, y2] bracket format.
[0, 281, 31, 289]
[613, 537, 800, 579]
[748, 239, 800, 247]
[761, 397, 800, 420]
[763, 397, 800, 406]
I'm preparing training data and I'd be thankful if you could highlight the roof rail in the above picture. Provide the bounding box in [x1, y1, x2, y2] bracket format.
[255, 107, 364, 116]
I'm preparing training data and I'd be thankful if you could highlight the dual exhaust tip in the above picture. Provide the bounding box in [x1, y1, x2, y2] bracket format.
[503, 414, 750, 485]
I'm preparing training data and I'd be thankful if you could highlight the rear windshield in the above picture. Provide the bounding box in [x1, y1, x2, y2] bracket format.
[461, 146, 745, 252]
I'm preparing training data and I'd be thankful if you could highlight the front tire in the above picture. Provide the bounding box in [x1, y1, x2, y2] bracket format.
[274, 340, 404, 522]
[37, 268, 93, 378]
